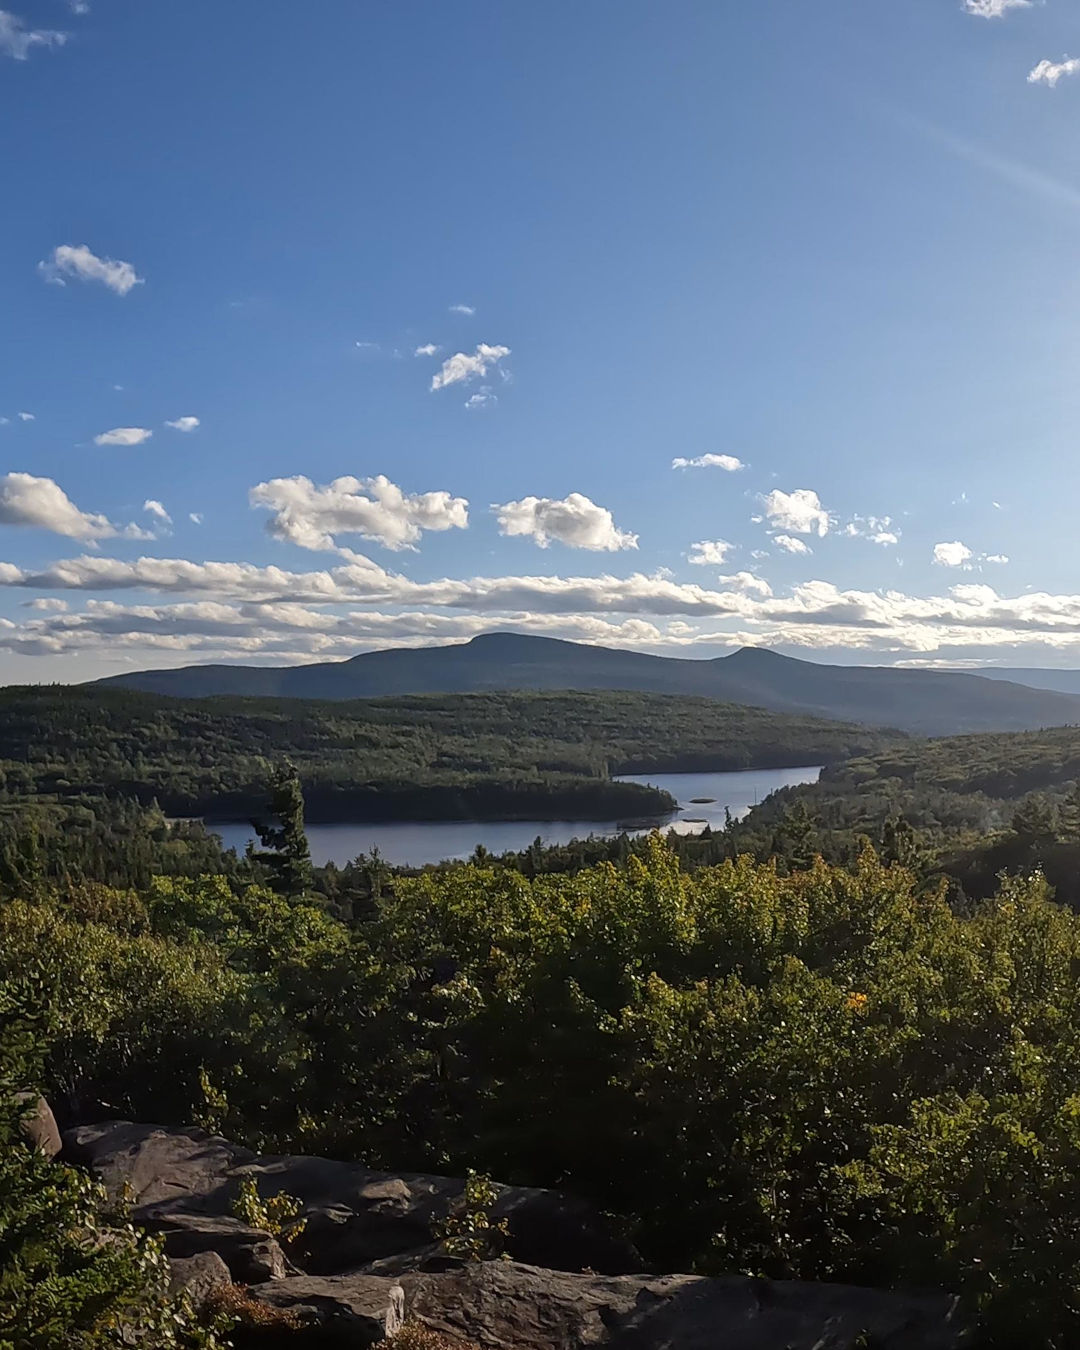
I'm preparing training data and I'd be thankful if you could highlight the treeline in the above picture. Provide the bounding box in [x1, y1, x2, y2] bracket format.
[0, 685, 898, 822]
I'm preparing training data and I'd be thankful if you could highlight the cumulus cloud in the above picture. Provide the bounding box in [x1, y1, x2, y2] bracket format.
[17, 412, 34, 422]
[143, 500, 172, 525]
[963, 0, 1030, 14]
[94, 426, 152, 447]
[38, 244, 143, 295]
[24, 597, 68, 611]
[773, 534, 812, 556]
[718, 572, 772, 597]
[933, 541, 974, 568]
[0, 10, 66, 59]
[431, 344, 510, 391]
[250, 474, 469, 554]
[986, 553, 1010, 564]
[493, 494, 638, 552]
[449, 304, 475, 316]
[672, 453, 745, 472]
[414, 344, 439, 357]
[1029, 57, 1080, 88]
[687, 540, 734, 566]
[165, 416, 200, 432]
[0, 473, 124, 541]
[763, 488, 830, 537]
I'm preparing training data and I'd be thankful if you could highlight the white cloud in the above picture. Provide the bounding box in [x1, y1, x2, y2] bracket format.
[845, 516, 900, 547]
[773, 534, 812, 556]
[0, 473, 123, 541]
[671, 453, 745, 472]
[963, 0, 1030, 14]
[94, 426, 152, 447]
[719, 572, 772, 597]
[21, 558, 1080, 664]
[465, 389, 496, 410]
[986, 553, 1010, 564]
[189, 513, 204, 525]
[143, 500, 172, 525]
[25, 597, 68, 611]
[449, 304, 475, 316]
[493, 493, 638, 552]
[38, 244, 143, 295]
[17, 412, 33, 422]
[414, 343, 439, 357]
[165, 416, 200, 432]
[933, 541, 974, 568]
[1029, 57, 1080, 88]
[687, 539, 734, 566]
[250, 474, 469, 554]
[764, 488, 831, 537]
[69, 0, 90, 13]
[431, 344, 510, 392]
[0, 10, 66, 59]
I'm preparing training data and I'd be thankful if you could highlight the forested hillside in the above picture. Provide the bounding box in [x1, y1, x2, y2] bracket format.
[93, 632, 1080, 735]
[0, 684, 897, 822]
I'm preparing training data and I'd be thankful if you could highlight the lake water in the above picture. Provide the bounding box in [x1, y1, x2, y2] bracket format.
[208, 765, 822, 869]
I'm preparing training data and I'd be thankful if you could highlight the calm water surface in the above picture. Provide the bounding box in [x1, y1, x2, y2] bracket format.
[209, 765, 821, 868]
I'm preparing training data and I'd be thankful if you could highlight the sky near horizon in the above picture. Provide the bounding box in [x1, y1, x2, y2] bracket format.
[5, 0, 1080, 680]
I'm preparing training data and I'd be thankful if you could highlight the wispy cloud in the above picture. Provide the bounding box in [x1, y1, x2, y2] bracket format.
[672, 453, 745, 472]
[39, 244, 143, 295]
[17, 412, 34, 422]
[164, 416, 200, 433]
[913, 120, 1080, 214]
[414, 343, 439, 357]
[431, 344, 510, 392]
[0, 10, 67, 59]
[1029, 57, 1080, 88]
[963, 0, 1030, 14]
[94, 427, 152, 447]
[143, 500, 172, 525]
[449, 303, 475, 316]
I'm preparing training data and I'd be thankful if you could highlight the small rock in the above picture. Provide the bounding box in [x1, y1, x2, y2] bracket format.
[168, 1251, 232, 1305]
[14, 1094, 61, 1159]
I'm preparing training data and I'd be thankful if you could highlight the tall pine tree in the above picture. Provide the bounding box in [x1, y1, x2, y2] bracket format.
[249, 760, 313, 899]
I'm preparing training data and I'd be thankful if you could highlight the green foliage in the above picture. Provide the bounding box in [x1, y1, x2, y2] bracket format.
[15, 823, 1080, 1341]
[230, 1176, 306, 1243]
[433, 1171, 509, 1262]
[0, 983, 230, 1350]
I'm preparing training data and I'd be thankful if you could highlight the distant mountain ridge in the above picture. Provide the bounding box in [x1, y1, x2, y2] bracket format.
[90, 633, 1080, 736]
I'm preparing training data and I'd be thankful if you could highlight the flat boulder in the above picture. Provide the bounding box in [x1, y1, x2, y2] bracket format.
[402, 1261, 965, 1350]
[247, 1275, 405, 1346]
[63, 1121, 640, 1277]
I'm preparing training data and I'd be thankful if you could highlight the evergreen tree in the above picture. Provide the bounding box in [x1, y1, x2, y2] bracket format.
[249, 761, 312, 899]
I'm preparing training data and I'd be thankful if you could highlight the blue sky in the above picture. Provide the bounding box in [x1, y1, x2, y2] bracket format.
[4, 0, 1080, 679]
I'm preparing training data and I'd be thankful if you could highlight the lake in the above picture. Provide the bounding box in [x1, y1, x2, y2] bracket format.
[208, 765, 822, 868]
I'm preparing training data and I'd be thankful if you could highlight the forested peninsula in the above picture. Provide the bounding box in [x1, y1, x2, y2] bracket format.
[0, 685, 898, 823]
